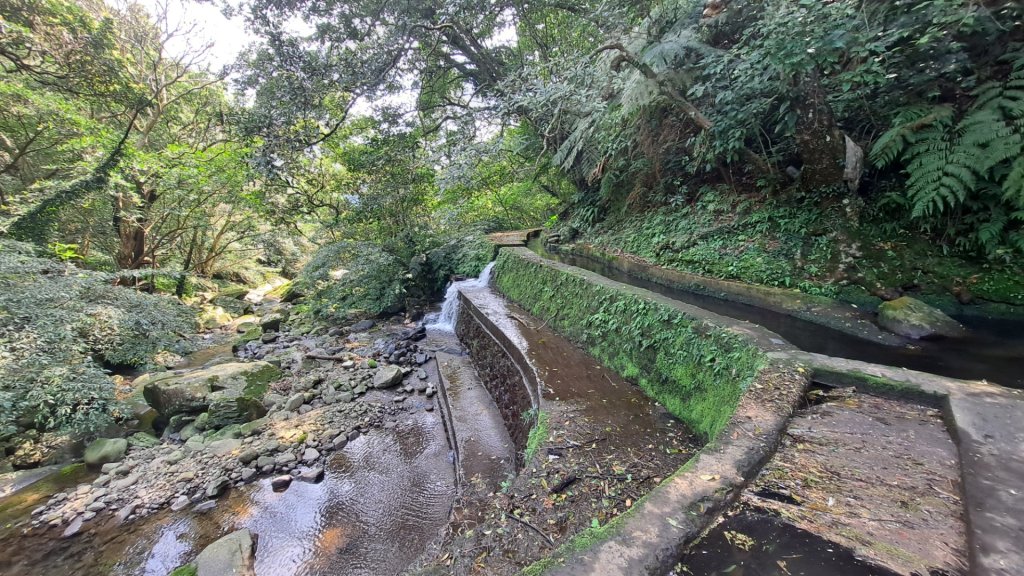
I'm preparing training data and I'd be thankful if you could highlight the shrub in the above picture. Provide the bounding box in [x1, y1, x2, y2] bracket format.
[297, 241, 407, 321]
[0, 240, 195, 437]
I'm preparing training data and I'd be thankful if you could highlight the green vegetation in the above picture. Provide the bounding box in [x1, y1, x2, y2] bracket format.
[523, 409, 549, 463]
[0, 240, 194, 438]
[495, 249, 764, 440]
[583, 188, 1024, 306]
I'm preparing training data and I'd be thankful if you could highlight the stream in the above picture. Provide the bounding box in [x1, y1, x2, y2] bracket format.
[529, 239, 1024, 388]
[0, 335, 460, 576]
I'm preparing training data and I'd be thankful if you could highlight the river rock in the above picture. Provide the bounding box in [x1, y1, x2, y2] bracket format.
[877, 296, 964, 339]
[301, 448, 320, 463]
[351, 319, 375, 332]
[372, 365, 403, 389]
[127, 432, 160, 449]
[143, 362, 281, 418]
[271, 475, 292, 491]
[297, 467, 324, 483]
[170, 495, 190, 511]
[283, 393, 305, 412]
[83, 438, 128, 469]
[62, 516, 83, 538]
[194, 528, 256, 576]
[259, 313, 284, 332]
[207, 438, 242, 456]
[240, 467, 257, 481]
[205, 477, 231, 498]
[207, 389, 268, 429]
[111, 473, 139, 490]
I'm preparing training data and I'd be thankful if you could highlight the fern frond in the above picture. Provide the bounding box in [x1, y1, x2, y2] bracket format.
[870, 105, 952, 167]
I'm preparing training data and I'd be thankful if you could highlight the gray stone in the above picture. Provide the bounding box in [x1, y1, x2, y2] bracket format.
[263, 393, 286, 409]
[240, 467, 257, 481]
[271, 475, 292, 491]
[351, 319, 375, 331]
[115, 503, 136, 523]
[372, 365, 403, 389]
[275, 452, 296, 465]
[240, 417, 268, 437]
[143, 362, 281, 418]
[283, 393, 304, 411]
[205, 477, 231, 498]
[206, 438, 242, 456]
[260, 313, 284, 332]
[127, 432, 160, 449]
[83, 438, 128, 468]
[877, 296, 964, 340]
[195, 529, 256, 576]
[301, 448, 320, 463]
[297, 467, 324, 483]
[100, 463, 119, 474]
[170, 495, 190, 511]
[207, 389, 268, 429]
[193, 501, 217, 513]
[255, 456, 276, 468]
[237, 448, 259, 465]
[111, 474, 139, 490]
[62, 516, 83, 538]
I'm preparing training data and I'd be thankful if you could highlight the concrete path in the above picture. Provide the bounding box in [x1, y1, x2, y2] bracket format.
[783, 352, 1024, 576]
[434, 351, 515, 489]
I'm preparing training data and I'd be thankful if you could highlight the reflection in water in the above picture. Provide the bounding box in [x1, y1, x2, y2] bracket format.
[3, 411, 455, 576]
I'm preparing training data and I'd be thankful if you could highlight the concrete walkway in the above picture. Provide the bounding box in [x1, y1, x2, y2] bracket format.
[782, 352, 1024, 576]
[434, 350, 515, 490]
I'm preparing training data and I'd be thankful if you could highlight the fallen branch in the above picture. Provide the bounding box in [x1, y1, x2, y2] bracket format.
[549, 474, 578, 494]
[305, 353, 351, 361]
[504, 512, 555, 547]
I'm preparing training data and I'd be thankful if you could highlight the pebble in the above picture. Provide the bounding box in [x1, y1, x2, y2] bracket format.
[298, 467, 325, 483]
[302, 448, 320, 463]
[62, 517, 83, 538]
[170, 495, 190, 511]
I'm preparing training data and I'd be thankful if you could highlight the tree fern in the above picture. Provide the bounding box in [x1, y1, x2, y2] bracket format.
[871, 50, 1024, 237]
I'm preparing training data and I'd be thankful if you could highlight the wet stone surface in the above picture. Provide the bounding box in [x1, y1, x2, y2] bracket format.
[677, 386, 967, 576]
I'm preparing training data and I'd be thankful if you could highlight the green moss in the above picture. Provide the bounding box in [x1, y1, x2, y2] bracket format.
[168, 563, 197, 576]
[59, 463, 85, 476]
[524, 410, 549, 463]
[242, 364, 282, 397]
[494, 249, 764, 441]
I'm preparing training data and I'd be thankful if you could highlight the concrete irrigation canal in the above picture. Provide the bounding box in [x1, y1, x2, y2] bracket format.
[1, 231, 1021, 576]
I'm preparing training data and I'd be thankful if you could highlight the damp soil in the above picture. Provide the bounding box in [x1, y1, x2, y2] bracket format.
[530, 240, 1024, 389]
[677, 386, 967, 576]
[429, 294, 699, 575]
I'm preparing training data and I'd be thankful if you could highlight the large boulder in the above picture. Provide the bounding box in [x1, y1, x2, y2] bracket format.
[877, 296, 964, 340]
[211, 297, 253, 317]
[83, 438, 128, 469]
[259, 312, 285, 332]
[143, 362, 281, 418]
[372, 365, 403, 389]
[198, 305, 234, 330]
[195, 529, 256, 576]
[206, 389, 268, 429]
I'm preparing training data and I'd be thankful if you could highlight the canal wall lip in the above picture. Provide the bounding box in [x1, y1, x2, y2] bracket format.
[482, 247, 1021, 576]
[546, 240, 906, 347]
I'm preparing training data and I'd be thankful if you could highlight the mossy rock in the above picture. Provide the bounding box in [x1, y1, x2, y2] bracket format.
[167, 562, 197, 576]
[143, 362, 281, 418]
[233, 327, 263, 352]
[198, 305, 233, 330]
[877, 296, 964, 340]
[83, 438, 127, 468]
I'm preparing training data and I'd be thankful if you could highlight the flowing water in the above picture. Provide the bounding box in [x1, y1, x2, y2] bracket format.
[425, 262, 495, 332]
[529, 240, 1024, 388]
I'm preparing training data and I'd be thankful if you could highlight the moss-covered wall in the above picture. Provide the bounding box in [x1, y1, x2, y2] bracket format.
[493, 248, 765, 440]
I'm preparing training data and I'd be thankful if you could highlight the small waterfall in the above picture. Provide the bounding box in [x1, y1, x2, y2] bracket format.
[426, 261, 496, 332]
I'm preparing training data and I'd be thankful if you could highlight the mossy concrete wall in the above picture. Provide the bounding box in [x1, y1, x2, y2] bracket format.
[551, 242, 904, 346]
[493, 247, 780, 440]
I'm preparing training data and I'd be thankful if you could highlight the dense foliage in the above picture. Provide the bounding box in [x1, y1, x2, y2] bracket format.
[0, 240, 194, 438]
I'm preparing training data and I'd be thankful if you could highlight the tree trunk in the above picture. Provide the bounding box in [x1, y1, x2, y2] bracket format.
[113, 180, 157, 270]
[793, 71, 846, 191]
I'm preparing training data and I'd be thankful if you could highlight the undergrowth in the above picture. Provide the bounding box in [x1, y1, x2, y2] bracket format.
[581, 187, 1024, 307]
[494, 249, 764, 440]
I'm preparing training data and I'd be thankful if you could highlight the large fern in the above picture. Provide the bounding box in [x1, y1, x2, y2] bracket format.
[872, 50, 1024, 249]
